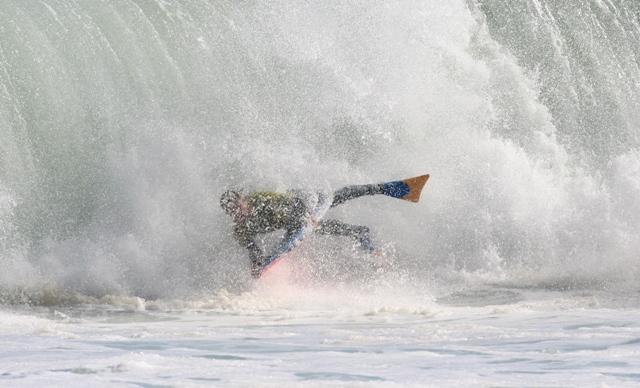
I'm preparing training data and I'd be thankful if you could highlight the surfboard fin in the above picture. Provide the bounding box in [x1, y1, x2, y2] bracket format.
[382, 174, 430, 202]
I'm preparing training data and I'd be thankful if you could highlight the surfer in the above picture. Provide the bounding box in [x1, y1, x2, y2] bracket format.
[220, 175, 429, 277]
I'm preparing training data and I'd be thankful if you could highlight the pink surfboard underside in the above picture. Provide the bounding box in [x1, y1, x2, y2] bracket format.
[259, 253, 290, 277]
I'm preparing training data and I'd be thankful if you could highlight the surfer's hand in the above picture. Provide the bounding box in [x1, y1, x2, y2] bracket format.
[251, 262, 261, 278]
[251, 257, 265, 278]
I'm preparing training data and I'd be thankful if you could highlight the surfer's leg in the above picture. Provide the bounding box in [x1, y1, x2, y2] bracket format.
[316, 219, 375, 252]
[331, 184, 384, 207]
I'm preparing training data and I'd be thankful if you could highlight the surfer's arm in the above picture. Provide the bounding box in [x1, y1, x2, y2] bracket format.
[234, 226, 264, 265]
[245, 238, 264, 265]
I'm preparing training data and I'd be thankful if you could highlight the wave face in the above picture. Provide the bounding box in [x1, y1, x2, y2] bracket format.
[1, 0, 639, 299]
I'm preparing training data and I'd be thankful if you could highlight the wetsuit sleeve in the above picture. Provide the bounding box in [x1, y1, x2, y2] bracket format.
[234, 226, 263, 265]
[245, 239, 263, 266]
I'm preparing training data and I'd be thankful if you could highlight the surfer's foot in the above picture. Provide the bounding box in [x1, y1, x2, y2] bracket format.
[357, 227, 376, 253]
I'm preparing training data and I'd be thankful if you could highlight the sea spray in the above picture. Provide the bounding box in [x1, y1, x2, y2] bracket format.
[0, 0, 639, 300]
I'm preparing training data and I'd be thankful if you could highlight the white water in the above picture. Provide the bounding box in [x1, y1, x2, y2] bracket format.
[1, 0, 640, 386]
[3, 287, 640, 387]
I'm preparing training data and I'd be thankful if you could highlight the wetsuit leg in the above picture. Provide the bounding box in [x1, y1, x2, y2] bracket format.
[316, 219, 375, 252]
[331, 184, 384, 207]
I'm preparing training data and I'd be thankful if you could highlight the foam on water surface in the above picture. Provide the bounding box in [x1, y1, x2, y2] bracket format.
[2, 288, 640, 387]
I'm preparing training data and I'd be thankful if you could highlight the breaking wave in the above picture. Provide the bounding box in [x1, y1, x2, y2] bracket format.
[1, 0, 639, 303]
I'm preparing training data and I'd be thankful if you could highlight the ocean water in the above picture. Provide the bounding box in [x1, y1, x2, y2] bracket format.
[3, 283, 640, 387]
[1, 0, 640, 386]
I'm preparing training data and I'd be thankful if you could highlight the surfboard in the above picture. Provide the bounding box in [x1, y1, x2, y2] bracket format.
[254, 174, 430, 278]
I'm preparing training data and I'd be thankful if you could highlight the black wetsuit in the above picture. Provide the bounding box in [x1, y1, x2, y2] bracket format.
[232, 184, 383, 266]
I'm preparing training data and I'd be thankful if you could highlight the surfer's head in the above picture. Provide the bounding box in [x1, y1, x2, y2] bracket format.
[220, 189, 243, 216]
